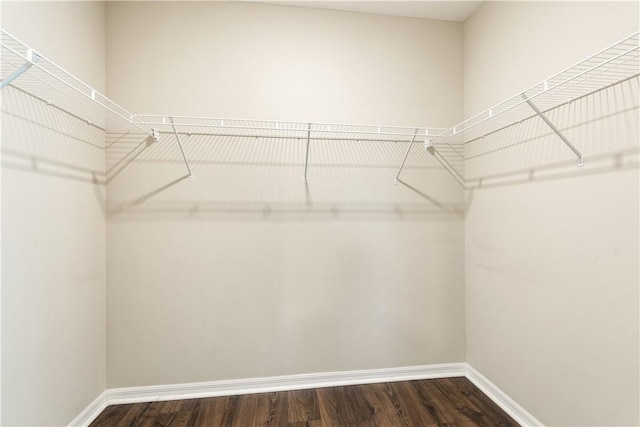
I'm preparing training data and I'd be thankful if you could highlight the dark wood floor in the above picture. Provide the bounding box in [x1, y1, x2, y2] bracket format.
[90, 377, 519, 427]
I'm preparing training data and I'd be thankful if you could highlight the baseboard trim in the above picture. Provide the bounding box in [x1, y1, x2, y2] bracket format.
[71, 363, 542, 426]
[68, 391, 108, 427]
[106, 362, 466, 405]
[465, 364, 543, 427]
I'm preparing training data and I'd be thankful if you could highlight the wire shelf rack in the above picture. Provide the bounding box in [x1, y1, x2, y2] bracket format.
[3, 25, 637, 189]
[125, 115, 449, 184]
[131, 115, 446, 143]
[0, 29, 153, 136]
[434, 31, 640, 155]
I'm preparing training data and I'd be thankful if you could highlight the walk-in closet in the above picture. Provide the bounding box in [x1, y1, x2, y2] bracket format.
[1, 1, 638, 426]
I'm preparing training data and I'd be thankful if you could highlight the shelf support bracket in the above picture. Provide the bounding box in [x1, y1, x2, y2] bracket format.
[303, 123, 311, 183]
[170, 117, 194, 181]
[521, 94, 584, 167]
[394, 129, 419, 184]
[1, 49, 40, 90]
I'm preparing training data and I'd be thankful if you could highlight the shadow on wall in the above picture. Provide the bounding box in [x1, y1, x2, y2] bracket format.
[1, 85, 107, 215]
[3, 76, 638, 222]
[104, 112, 467, 221]
[464, 76, 639, 205]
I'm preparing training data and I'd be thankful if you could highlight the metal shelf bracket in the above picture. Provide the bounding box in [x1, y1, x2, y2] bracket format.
[394, 129, 419, 184]
[303, 123, 311, 184]
[169, 117, 194, 181]
[522, 93, 584, 167]
[1, 48, 40, 90]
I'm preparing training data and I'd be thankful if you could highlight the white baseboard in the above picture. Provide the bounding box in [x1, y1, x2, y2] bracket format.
[465, 364, 543, 427]
[106, 362, 467, 405]
[71, 362, 542, 427]
[68, 391, 108, 427]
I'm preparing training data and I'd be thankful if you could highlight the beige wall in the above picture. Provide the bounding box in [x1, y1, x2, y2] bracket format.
[105, 1, 466, 388]
[464, 2, 639, 426]
[1, 2, 107, 425]
[2, 2, 637, 425]
[106, 1, 463, 126]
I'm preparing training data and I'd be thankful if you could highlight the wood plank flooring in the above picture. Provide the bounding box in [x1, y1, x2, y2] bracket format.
[90, 377, 519, 427]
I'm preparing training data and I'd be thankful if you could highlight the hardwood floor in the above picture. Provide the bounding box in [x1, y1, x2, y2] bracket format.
[90, 377, 519, 427]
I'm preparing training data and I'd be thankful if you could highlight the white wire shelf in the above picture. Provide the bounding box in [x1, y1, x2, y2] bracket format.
[125, 115, 448, 184]
[0, 29, 153, 136]
[130, 115, 446, 143]
[4, 24, 637, 188]
[434, 31, 640, 153]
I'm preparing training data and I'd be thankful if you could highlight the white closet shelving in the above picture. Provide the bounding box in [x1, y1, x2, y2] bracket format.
[430, 32, 640, 170]
[131, 115, 443, 142]
[2, 27, 639, 185]
[0, 29, 152, 138]
[129, 115, 447, 183]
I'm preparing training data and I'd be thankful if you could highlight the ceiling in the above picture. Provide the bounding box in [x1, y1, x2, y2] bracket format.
[252, 1, 483, 22]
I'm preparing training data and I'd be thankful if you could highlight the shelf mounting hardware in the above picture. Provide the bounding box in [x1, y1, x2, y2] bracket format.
[521, 93, 584, 166]
[303, 123, 311, 183]
[145, 129, 160, 147]
[169, 117, 194, 181]
[0, 48, 40, 90]
[394, 128, 419, 184]
[424, 137, 433, 154]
